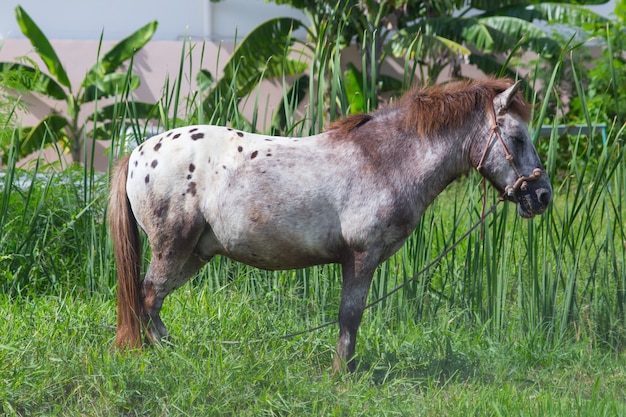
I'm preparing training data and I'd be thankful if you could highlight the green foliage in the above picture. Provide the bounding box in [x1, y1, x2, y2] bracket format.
[0, 6, 158, 164]
[267, 0, 609, 86]
[0, 161, 111, 296]
[567, 25, 626, 127]
[198, 17, 308, 132]
[0, 63, 24, 147]
[525, 2, 624, 175]
[261, 0, 611, 121]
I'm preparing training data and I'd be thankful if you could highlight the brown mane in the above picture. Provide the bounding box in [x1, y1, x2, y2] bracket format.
[327, 77, 532, 137]
[326, 113, 373, 133]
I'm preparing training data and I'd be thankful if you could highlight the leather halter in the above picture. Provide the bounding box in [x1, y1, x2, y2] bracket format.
[476, 104, 545, 201]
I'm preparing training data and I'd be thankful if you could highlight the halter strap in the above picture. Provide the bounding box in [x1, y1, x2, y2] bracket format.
[477, 104, 545, 201]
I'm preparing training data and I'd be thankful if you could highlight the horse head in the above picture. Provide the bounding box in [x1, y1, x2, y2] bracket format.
[475, 81, 552, 218]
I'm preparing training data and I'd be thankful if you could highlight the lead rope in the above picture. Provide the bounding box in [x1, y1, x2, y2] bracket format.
[216, 200, 502, 345]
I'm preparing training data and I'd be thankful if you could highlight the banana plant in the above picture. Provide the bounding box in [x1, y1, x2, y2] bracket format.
[198, 17, 308, 133]
[0, 6, 157, 164]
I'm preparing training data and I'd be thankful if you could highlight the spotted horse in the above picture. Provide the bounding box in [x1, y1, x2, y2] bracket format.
[109, 77, 552, 372]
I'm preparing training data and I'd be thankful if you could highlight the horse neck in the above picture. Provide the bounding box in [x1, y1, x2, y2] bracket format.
[400, 110, 490, 204]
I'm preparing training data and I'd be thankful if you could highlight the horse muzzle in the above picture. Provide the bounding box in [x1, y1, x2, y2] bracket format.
[503, 168, 552, 218]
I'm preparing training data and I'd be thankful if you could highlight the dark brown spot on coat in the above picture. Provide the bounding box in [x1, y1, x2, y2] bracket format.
[187, 174, 192, 179]
[189, 163, 196, 172]
[236, 131, 244, 137]
[151, 159, 158, 168]
[166, 132, 173, 138]
[251, 151, 258, 159]
[265, 138, 273, 141]
[154, 204, 167, 218]
[238, 146, 243, 152]
[173, 133, 181, 139]
[154, 142, 162, 151]
[189, 128, 198, 133]
[266, 153, 272, 157]
[138, 144, 144, 152]
[134, 160, 138, 167]
[145, 174, 150, 184]
[187, 182, 197, 197]
[191, 133, 204, 140]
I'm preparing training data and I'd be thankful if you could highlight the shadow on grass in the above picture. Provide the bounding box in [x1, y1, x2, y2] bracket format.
[364, 350, 486, 387]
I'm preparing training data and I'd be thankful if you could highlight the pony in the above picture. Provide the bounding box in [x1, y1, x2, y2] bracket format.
[108, 77, 552, 372]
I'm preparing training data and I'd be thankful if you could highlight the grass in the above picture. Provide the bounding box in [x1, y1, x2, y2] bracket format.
[1, 21, 626, 416]
[1, 288, 625, 416]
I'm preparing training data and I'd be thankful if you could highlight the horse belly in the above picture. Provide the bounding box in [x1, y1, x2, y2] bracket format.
[203, 195, 344, 270]
[223, 244, 337, 270]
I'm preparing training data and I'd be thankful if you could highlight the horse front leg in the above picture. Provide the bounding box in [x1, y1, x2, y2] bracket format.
[334, 252, 378, 373]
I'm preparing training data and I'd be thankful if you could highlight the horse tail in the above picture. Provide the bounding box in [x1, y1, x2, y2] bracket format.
[108, 155, 144, 349]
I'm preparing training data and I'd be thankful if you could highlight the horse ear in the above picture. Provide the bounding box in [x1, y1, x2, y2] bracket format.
[493, 80, 522, 116]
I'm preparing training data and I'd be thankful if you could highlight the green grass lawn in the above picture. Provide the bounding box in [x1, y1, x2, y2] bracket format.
[1, 163, 625, 415]
[2, 286, 625, 416]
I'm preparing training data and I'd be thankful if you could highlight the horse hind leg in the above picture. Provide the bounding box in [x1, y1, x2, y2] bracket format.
[141, 254, 207, 343]
[140, 219, 211, 344]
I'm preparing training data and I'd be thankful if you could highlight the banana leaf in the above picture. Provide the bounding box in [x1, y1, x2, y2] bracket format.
[5, 115, 69, 163]
[88, 101, 158, 123]
[81, 73, 141, 103]
[344, 63, 404, 114]
[203, 17, 307, 118]
[502, 3, 609, 27]
[196, 69, 215, 93]
[344, 65, 365, 115]
[15, 6, 71, 89]
[88, 101, 159, 140]
[83, 21, 158, 87]
[0, 62, 67, 100]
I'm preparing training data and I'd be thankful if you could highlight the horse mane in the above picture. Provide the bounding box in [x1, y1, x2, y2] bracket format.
[326, 113, 373, 133]
[401, 77, 531, 136]
[326, 77, 532, 137]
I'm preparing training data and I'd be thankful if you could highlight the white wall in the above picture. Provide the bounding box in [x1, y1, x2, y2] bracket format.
[0, 0, 308, 41]
[1, 1, 616, 41]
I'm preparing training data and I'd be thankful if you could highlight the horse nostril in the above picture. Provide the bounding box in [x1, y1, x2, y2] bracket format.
[536, 188, 551, 205]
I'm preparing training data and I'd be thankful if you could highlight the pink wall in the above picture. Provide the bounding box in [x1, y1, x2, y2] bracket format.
[2, 38, 291, 170]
